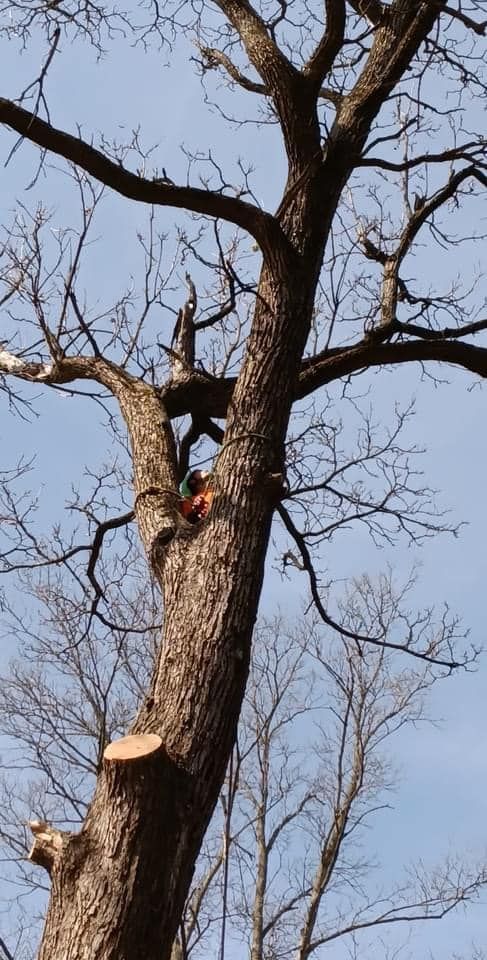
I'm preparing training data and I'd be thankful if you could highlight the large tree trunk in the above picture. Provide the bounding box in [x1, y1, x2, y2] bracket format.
[33, 238, 328, 960]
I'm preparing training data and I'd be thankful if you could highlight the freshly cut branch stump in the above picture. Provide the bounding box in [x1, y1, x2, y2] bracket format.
[104, 733, 163, 763]
[28, 820, 65, 873]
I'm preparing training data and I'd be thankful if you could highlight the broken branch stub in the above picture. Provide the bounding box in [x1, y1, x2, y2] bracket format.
[28, 820, 65, 873]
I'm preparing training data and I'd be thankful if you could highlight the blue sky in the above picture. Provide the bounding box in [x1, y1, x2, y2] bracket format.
[1, 7, 487, 958]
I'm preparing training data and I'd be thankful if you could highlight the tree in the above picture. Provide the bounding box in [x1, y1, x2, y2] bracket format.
[186, 601, 485, 960]
[0, 0, 486, 957]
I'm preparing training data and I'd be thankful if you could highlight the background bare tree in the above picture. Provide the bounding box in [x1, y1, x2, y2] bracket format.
[0, 0, 486, 956]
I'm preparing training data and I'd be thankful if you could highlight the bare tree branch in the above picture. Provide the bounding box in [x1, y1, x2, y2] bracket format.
[443, 4, 487, 36]
[298, 337, 487, 400]
[303, 0, 346, 89]
[0, 937, 14, 960]
[358, 141, 487, 171]
[0, 98, 283, 257]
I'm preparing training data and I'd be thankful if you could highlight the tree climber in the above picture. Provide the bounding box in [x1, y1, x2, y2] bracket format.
[179, 469, 213, 524]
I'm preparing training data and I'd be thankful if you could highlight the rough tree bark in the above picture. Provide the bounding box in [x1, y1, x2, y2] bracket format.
[1, 0, 484, 957]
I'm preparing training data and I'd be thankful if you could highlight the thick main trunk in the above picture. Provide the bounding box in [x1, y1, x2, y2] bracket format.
[35, 240, 327, 960]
